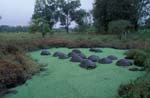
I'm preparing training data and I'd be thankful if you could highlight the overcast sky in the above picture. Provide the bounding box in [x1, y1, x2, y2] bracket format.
[0, 0, 94, 26]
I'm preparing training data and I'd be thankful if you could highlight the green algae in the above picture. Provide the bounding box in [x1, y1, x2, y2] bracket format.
[5, 48, 145, 98]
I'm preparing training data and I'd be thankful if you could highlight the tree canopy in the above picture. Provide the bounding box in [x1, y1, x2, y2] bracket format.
[0, 25, 28, 33]
[31, 0, 87, 34]
[93, 0, 140, 32]
[58, 0, 86, 33]
[32, 0, 59, 29]
[29, 18, 51, 37]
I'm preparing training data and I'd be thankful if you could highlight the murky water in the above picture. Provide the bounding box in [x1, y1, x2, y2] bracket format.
[6, 48, 145, 98]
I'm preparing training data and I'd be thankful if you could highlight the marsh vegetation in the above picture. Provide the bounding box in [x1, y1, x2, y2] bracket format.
[0, 0, 150, 98]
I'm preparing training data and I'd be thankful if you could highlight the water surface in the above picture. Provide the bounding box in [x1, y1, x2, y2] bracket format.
[6, 48, 145, 98]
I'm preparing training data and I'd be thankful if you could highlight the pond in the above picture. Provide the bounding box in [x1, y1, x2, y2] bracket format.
[6, 48, 145, 98]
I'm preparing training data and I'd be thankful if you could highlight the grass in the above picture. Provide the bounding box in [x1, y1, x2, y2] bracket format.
[0, 31, 149, 49]
[5, 48, 145, 98]
[0, 32, 118, 43]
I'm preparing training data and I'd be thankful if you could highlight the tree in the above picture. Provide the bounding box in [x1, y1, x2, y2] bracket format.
[32, 0, 59, 30]
[139, 0, 150, 19]
[58, 0, 86, 33]
[75, 9, 87, 26]
[29, 18, 51, 37]
[145, 18, 150, 28]
[0, 25, 28, 33]
[75, 11, 92, 33]
[93, 0, 140, 33]
[32, 0, 86, 34]
[93, 0, 109, 32]
[108, 20, 132, 40]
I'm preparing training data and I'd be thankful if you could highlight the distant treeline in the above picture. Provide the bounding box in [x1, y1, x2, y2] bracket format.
[0, 25, 29, 32]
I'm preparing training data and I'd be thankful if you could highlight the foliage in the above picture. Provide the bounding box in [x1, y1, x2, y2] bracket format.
[117, 76, 150, 98]
[58, 0, 86, 33]
[145, 18, 150, 28]
[108, 20, 132, 40]
[0, 60, 25, 88]
[139, 0, 150, 21]
[93, 0, 140, 32]
[144, 58, 150, 69]
[126, 49, 147, 67]
[134, 51, 147, 67]
[0, 25, 28, 33]
[86, 26, 96, 34]
[32, 0, 87, 34]
[125, 49, 140, 59]
[108, 20, 131, 34]
[29, 18, 51, 37]
[75, 9, 87, 26]
[0, 43, 41, 92]
[32, 0, 59, 29]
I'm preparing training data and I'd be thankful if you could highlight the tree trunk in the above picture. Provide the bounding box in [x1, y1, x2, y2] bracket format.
[66, 20, 69, 34]
[42, 32, 46, 38]
[66, 26, 69, 34]
[134, 23, 138, 31]
[104, 23, 108, 33]
[66, 11, 69, 34]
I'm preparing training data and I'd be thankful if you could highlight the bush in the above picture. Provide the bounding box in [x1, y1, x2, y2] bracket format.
[0, 60, 25, 88]
[125, 49, 139, 59]
[108, 20, 132, 40]
[117, 77, 150, 98]
[118, 83, 133, 97]
[0, 52, 40, 89]
[108, 20, 131, 34]
[14, 52, 40, 77]
[134, 51, 147, 67]
[144, 58, 150, 69]
[125, 49, 147, 67]
[145, 18, 150, 28]
[86, 26, 97, 34]
[3, 44, 20, 54]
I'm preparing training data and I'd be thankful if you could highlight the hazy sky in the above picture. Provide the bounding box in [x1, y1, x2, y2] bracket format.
[0, 0, 94, 26]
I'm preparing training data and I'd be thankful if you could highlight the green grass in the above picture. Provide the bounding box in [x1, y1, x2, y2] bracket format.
[0, 32, 118, 43]
[0, 31, 149, 45]
[0, 31, 149, 51]
[5, 48, 145, 98]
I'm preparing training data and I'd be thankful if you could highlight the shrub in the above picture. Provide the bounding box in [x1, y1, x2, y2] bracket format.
[118, 83, 133, 97]
[108, 20, 132, 40]
[145, 18, 150, 28]
[144, 58, 150, 69]
[3, 44, 20, 54]
[29, 18, 51, 37]
[125, 49, 139, 59]
[86, 26, 97, 34]
[14, 52, 40, 77]
[0, 60, 25, 88]
[117, 77, 150, 98]
[108, 20, 131, 34]
[125, 49, 147, 67]
[134, 51, 147, 67]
